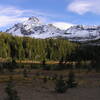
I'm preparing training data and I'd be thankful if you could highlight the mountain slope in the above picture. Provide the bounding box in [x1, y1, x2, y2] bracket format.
[6, 17, 64, 39]
[6, 17, 100, 42]
[65, 25, 100, 41]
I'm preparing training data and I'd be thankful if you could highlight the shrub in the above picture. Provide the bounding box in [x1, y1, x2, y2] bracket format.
[55, 75, 67, 93]
[5, 76, 20, 100]
[66, 71, 77, 88]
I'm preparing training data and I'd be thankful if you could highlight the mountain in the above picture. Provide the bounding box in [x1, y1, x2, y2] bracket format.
[6, 16, 64, 39]
[65, 25, 100, 42]
[6, 17, 100, 42]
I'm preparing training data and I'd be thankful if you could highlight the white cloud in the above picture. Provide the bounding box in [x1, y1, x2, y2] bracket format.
[0, 16, 27, 27]
[0, 5, 60, 29]
[53, 22, 74, 30]
[0, 6, 31, 28]
[68, 0, 100, 15]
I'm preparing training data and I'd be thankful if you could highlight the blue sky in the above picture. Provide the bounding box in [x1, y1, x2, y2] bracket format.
[0, 0, 100, 30]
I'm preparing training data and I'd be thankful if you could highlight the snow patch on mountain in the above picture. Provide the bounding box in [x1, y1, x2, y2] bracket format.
[64, 25, 100, 41]
[6, 16, 64, 39]
[6, 17, 100, 42]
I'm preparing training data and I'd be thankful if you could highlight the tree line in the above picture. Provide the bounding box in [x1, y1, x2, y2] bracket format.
[0, 32, 77, 61]
[0, 32, 100, 63]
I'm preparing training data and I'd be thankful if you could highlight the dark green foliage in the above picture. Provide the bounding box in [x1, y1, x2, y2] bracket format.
[55, 75, 67, 93]
[66, 71, 77, 88]
[70, 45, 100, 62]
[5, 77, 20, 100]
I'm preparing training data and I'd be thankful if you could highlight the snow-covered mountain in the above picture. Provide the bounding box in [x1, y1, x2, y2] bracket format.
[6, 17, 100, 42]
[6, 16, 64, 39]
[65, 25, 100, 41]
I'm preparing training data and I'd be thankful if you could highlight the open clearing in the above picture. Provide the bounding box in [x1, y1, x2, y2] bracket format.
[0, 69, 99, 100]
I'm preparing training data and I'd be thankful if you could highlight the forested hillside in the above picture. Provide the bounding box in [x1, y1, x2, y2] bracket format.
[0, 32, 100, 64]
[0, 32, 77, 61]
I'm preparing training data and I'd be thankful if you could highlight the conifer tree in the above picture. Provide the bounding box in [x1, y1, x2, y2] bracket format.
[5, 77, 20, 100]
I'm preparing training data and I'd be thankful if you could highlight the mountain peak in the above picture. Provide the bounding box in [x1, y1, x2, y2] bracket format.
[6, 16, 63, 38]
[28, 16, 40, 23]
[23, 16, 41, 27]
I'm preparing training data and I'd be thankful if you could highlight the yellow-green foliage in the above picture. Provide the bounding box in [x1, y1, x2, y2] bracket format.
[0, 32, 77, 61]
